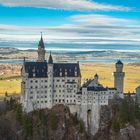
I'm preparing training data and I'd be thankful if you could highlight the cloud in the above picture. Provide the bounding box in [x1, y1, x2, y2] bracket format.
[0, 23, 140, 43]
[0, 14, 140, 51]
[0, 0, 130, 11]
[70, 14, 135, 25]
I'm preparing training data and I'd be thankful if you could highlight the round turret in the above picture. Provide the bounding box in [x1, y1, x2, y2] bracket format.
[94, 73, 99, 84]
[116, 60, 123, 72]
[37, 34, 46, 62]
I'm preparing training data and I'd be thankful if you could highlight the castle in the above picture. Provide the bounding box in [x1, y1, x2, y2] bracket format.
[20, 35, 125, 135]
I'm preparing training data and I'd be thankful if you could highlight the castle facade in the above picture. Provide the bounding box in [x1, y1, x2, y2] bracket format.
[20, 35, 125, 135]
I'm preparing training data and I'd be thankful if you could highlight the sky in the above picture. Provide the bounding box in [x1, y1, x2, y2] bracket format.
[0, 0, 140, 51]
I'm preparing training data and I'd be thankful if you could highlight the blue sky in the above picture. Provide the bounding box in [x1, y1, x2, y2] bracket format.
[0, 0, 140, 26]
[0, 0, 140, 51]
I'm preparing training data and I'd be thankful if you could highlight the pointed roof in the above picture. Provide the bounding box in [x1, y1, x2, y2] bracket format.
[94, 73, 98, 77]
[116, 60, 123, 65]
[48, 51, 53, 64]
[38, 33, 45, 48]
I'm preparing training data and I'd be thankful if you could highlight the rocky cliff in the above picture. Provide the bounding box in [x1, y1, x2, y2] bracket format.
[93, 96, 140, 140]
[0, 96, 140, 140]
[0, 103, 88, 140]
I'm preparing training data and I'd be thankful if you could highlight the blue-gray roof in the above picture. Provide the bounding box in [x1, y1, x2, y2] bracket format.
[48, 53, 53, 64]
[116, 60, 123, 65]
[23, 61, 81, 78]
[38, 36, 45, 48]
[87, 86, 107, 91]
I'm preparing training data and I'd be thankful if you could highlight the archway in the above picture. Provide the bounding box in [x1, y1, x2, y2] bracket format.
[87, 109, 92, 132]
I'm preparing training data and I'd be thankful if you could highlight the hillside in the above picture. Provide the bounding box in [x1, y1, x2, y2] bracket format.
[1, 96, 140, 140]
[0, 102, 88, 140]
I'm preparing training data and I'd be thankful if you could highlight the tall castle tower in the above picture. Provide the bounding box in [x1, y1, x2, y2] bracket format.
[37, 34, 46, 62]
[114, 60, 125, 95]
[47, 52, 54, 108]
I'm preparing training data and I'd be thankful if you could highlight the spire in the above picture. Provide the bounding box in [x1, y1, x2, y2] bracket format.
[48, 51, 53, 64]
[116, 60, 123, 65]
[23, 57, 26, 62]
[37, 33, 46, 62]
[38, 32, 45, 48]
[94, 73, 98, 78]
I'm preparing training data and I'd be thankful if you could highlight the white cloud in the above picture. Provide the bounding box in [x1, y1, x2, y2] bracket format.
[0, 23, 140, 43]
[70, 14, 135, 25]
[0, 0, 130, 11]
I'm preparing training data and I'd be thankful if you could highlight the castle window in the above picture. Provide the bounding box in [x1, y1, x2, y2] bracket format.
[35, 80, 38, 83]
[65, 69, 67, 76]
[57, 79, 59, 82]
[45, 80, 47, 82]
[55, 99, 57, 102]
[30, 80, 33, 83]
[41, 101, 43, 103]
[37, 101, 39, 103]
[60, 72, 62, 76]
[59, 90, 61, 93]
[45, 101, 47, 103]
[45, 96, 47, 98]
[62, 79, 65, 82]
[30, 86, 33, 89]
[67, 100, 68, 103]
[30, 96, 33, 99]
[63, 99, 64, 102]
[59, 99, 61, 103]
[35, 86, 38, 88]
[45, 86, 47, 88]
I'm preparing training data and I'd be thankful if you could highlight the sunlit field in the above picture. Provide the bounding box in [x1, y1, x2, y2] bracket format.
[81, 63, 140, 93]
[0, 63, 140, 96]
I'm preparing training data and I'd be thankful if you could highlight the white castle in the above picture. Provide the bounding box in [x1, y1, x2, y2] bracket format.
[20, 35, 125, 135]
